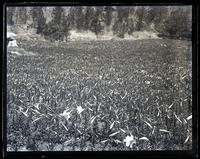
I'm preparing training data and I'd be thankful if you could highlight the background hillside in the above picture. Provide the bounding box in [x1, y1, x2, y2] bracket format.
[7, 6, 192, 41]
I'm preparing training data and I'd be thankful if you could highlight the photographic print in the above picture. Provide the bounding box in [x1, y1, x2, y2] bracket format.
[6, 5, 192, 151]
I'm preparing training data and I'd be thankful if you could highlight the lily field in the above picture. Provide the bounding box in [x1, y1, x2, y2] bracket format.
[7, 38, 192, 151]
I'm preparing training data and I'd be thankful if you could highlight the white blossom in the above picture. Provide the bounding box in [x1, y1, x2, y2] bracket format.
[123, 135, 136, 148]
[76, 106, 84, 114]
[60, 109, 72, 120]
[145, 81, 151, 84]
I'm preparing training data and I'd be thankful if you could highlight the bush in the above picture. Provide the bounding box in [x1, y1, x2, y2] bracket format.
[158, 9, 191, 40]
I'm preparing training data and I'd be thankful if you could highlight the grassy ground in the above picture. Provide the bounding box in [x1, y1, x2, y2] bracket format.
[7, 38, 192, 151]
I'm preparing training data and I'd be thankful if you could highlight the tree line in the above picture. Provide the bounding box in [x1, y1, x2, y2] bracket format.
[7, 6, 192, 40]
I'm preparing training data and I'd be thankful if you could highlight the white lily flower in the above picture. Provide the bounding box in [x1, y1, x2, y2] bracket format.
[123, 135, 136, 148]
[60, 109, 72, 120]
[145, 81, 151, 84]
[76, 106, 84, 114]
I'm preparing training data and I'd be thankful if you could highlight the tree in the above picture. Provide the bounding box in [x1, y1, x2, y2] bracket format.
[15, 7, 28, 25]
[144, 7, 157, 24]
[45, 7, 64, 41]
[90, 8, 104, 35]
[112, 7, 129, 38]
[67, 7, 76, 28]
[104, 6, 112, 26]
[75, 7, 84, 31]
[30, 7, 46, 34]
[152, 6, 168, 32]
[84, 7, 95, 30]
[7, 7, 15, 25]
[113, 20, 127, 38]
[52, 7, 64, 25]
[135, 6, 145, 31]
[126, 7, 139, 34]
[37, 8, 46, 34]
[160, 8, 192, 39]
[30, 7, 38, 28]
[43, 7, 71, 41]
[62, 16, 71, 41]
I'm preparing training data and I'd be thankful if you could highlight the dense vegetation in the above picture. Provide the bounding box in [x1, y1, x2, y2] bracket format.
[7, 38, 192, 151]
[7, 6, 192, 40]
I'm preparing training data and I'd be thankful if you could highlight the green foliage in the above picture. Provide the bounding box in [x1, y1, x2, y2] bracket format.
[7, 7, 15, 25]
[32, 7, 46, 35]
[7, 39, 192, 150]
[43, 22, 64, 41]
[62, 17, 71, 40]
[84, 7, 95, 30]
[30, 7, 38, 28]
[126, 8, 138, 34]
[90, 9, 104, 35]
[16, 7, 28, 25]
[135, 7, 145, 31]
[152, 6, 168, 30]
[159, 8, 192, 39]
[67, 7, 76, 28]
[113, 20, 127, 38]
[52, 7, 64, 25]
[75, 7, 84, 31]
[7, 6, 192, 40]
[43, 7, 70, 41]
[113, 7, 129, 38]
[104, 6, 113, 26]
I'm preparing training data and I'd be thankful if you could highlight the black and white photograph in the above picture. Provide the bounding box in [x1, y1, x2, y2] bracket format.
[5, 5, 193, 151]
